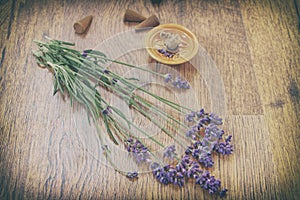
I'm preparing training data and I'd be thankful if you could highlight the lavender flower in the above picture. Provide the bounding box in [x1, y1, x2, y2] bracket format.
[209, 113, 223, 125]
[82, 50, 88, 57]
[150, 140, 226, 195]
[195, 171, 221, 194]
[164, 73, 172, 83]
[163, 145, 177, 159]
[180, 80, 190, 89]
[172, 76, 190, 89]
[196, 108, 205, 118]
[35, 39, 233, 197]
[158, 48, 175, 58]
[186, 129, 195, 138]
[204, 124, 224, 141]
[102, 69, 110, 74]
[199, 153, 214, 168]
[150, 162, 161, 171]
[125, 138, 151, 163]
[102, 106, 112, 115]
[198, 117, 210, 127]
[186, 161, 201, 178]
[126, 171, 138, 179]
[214, 135, 233, 155]
[186, 125, 199, 138]
[172, 76, 181, 88]
[152, 165, 185, 187]
[219, 188, 228, 198]
[185, 111, 196, 122]
[163, 73, 190, 89]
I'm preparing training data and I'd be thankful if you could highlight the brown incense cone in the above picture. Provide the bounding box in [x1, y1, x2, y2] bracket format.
[135, 15, 160, 31]
[74, 15, 93, 34]
[124, 9, 146, 22]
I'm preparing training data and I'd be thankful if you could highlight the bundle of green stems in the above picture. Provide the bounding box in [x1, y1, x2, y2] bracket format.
[33, 38, 232, 197]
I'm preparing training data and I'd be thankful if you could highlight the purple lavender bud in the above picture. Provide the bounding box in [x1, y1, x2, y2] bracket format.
[181, 155, 191, 164]
[158, 48, 166, 54]
[204, 124, 223, 141]
[218, 130, 225, 139]
[164, 73, 172, 83]
[172, 76, 181, 87]
[199, 153, 214, 168]
[185, 146, 193, 155]
[163, 145, 177, 159]
[195, 170, 222, 194]
[209, 113, 223, 125]
[126, 171, 138, 179]
[219, 188, 228, 198]
[196, 108, 205, 118]
[101, 145, 109, 151]
[186, 129, 195, 138]
[101, 106, 112, 115]
[82, 50, 88, 57]
[180, 80, 190, 89]
[125, 138, 151, 163]
[214, 135, 233, 155]
[102, 69, 110, 74]
[225, 135, 232, 143]
[192, 149, 200, 159]
[176, 179, 184, 187]
[185, 111, 196, 122]
[102, 109, 109, 115]
[112, 78, 118, 85]
[199, 117, 210, 126]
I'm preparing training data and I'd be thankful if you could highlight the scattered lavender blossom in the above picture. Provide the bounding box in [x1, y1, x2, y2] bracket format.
[126, 171, 138, 179]
[125, 108, 233, 196]
[163, 145, 177, 159]
[82, 50, 88, 57]
[214, 135, 233, 155]
[219, 188, 228, 198]
[186, 111, 196, 122]
[152, 164, 185, 187]
[164, 73, 172, 83]
[195, 171, 221, 194]
[158, 48, 175, 58]
[125, 138, 151, 163]
[102, 106, 112, 115]
[199, 153, 214, 168]
[163, 73, 190, 89]
[209, 113, 223, 125]
[102, 69, 110, 74]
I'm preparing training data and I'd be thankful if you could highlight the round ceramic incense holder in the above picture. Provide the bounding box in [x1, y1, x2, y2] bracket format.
[145, 24, 199, 65]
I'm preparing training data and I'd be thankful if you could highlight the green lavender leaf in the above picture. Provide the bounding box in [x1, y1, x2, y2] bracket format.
[103, 115, 118, 145]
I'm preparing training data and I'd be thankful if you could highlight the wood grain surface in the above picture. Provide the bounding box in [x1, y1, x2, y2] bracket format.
[0, 0, 299, 199]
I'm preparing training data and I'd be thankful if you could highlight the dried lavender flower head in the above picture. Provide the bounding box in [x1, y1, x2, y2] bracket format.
[163, 145, 177, 159]
[125, 138, 151, 163]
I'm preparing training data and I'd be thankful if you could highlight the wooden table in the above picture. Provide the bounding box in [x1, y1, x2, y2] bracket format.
[0, 0, 299, 199]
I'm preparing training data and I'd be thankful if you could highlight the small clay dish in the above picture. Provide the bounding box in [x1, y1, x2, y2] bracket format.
[145, 24, 199, 65]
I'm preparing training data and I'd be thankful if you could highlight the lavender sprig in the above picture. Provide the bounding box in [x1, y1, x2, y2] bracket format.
[125, 138, 151, 163]
[33, 38, 233, 197]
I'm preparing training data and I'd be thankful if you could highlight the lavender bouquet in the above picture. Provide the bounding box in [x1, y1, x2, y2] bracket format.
[33, 38, 233, 197]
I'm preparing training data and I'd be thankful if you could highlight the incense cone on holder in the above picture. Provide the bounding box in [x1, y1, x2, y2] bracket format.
[74, 15, 93, 34]
[135, 15, 160, 31]
[124, 9, 146, 22]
